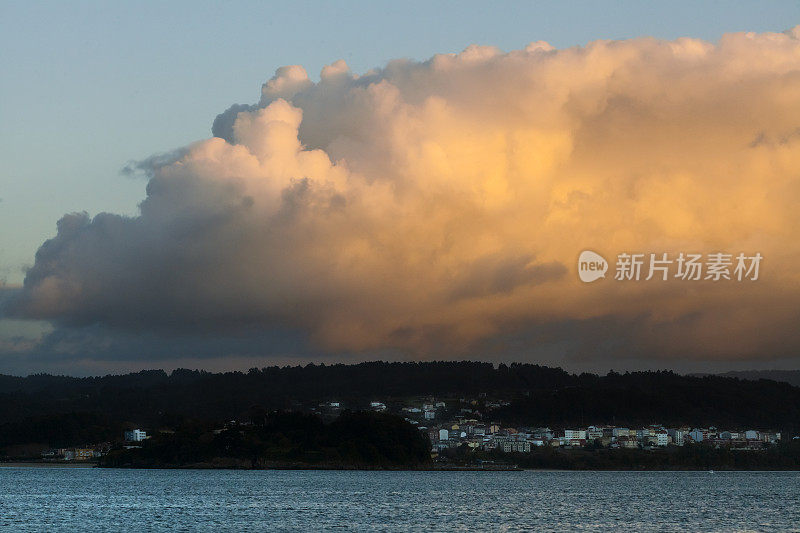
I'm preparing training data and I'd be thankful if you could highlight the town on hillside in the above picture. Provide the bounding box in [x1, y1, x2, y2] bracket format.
[321, 397, 784, 456]
[36, 395, 788, 463]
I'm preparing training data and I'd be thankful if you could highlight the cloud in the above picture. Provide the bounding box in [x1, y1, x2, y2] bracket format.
[8, 28, 800, 364]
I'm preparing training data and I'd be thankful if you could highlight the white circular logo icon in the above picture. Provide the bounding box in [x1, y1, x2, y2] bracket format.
[578, 250, 608, 282]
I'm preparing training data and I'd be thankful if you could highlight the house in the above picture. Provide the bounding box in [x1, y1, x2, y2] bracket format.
[559, 430, 587, 447]
[761, 432, 780, 443]
[689, 429, 706, 442]
[74, 448, 94, 460]
[668, 429, 686, 446]
[586, 426, 604, 440]
[531, 427, 553, 440]
[502, 439, 531, 453]
[124, 429, 148, 442]
[564, 429, 587, 441]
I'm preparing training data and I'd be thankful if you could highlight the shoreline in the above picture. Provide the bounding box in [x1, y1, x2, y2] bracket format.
[1, 461, 97, 468]
[4, 460, 798, 472]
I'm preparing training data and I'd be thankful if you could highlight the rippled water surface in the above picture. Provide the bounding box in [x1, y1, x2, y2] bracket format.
[1, 467, 798, 531]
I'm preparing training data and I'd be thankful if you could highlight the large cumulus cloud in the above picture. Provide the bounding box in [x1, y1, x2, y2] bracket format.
[9, 28, 800, 362]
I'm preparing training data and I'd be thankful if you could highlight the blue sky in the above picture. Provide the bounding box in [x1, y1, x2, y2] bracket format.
[2, 0, 799, 285]
[1, 2, 800, 376]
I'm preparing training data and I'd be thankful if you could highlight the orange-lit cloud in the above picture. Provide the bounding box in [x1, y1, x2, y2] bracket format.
[10, 28, 800, 363]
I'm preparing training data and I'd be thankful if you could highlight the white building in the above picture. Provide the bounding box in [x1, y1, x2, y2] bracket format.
[668, 429, 686, 446]
[502, 440, 531, 453]
[424, 410, 436, 420]
[564, 429, 587, 441]
[369, 401, 386, 412]
[532, 427, 553, 440]
[586, 426, 604, 440]
[439, 429, 450, 441]
[745, 430, 759, 440]
[124, 429, 147, 442]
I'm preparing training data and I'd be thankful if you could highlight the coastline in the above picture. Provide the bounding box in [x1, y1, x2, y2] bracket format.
[1, 461, 97, 468]
[3, 460, 800, 472]
[98, 465, 799, 471]
[8, 458, 800, 471]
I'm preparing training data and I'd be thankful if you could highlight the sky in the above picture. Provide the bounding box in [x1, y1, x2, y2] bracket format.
[1, 1, 800, 376]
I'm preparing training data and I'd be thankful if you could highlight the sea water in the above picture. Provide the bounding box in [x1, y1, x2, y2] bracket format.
[1, 467, 798, 531]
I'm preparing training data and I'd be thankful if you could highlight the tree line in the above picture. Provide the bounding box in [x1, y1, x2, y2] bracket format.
[1, 362, 799, 452]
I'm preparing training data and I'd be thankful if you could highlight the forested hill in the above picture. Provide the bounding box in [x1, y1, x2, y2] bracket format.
[1, 362, 799, 450]
[699, 370, 800, 388]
